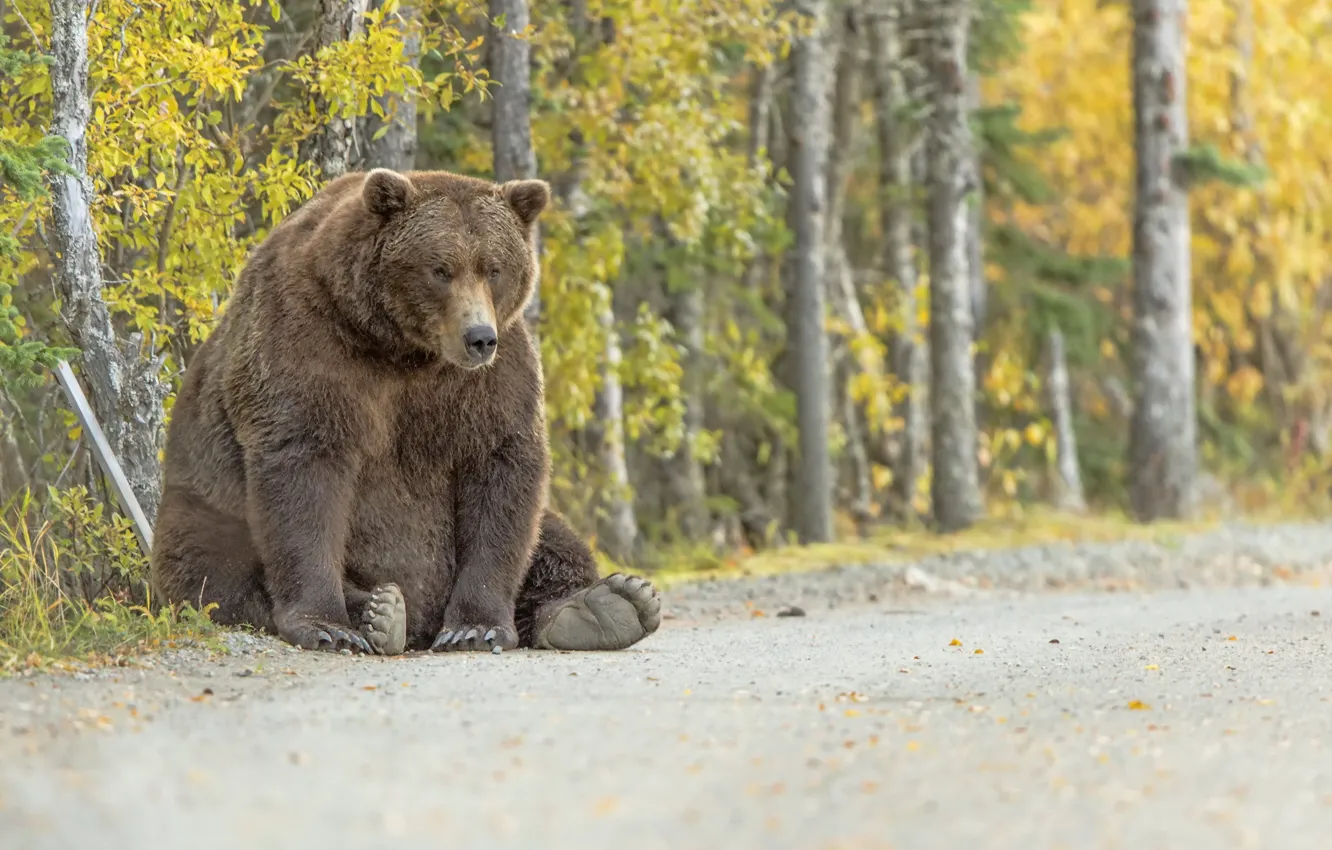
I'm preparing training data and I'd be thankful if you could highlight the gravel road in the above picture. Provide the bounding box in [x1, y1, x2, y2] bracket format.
[3, 522, 1332, 849]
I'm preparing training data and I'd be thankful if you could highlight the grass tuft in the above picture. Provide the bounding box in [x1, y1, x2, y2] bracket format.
[0, 486, 217, 675]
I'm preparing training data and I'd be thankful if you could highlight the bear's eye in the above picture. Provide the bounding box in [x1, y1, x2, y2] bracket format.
[433, 266, 453, 284]
[487, 266, 501, 283]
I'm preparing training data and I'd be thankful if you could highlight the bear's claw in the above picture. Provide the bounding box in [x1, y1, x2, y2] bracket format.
[284, 619, 372, 654]
[431, 623, 518, 653]
[535, 573, 662, 651]
[359, 583, 408, 656]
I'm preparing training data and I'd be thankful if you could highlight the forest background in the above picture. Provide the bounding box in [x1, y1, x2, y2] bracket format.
[1, 0, 1329, 665]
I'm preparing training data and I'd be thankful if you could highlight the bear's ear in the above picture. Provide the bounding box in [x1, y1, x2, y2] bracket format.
[500, 179, 551, 228]
[363, 168, 414, 219]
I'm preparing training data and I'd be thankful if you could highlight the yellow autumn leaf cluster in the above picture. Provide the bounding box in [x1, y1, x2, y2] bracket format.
[988, 0, 1332, 457]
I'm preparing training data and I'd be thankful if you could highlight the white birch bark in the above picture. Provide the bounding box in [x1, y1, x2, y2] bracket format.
[48, 0, 167, 524]
[1045, 327, 1088, 513]
[303, 0, 368, 181]
[924, 0, 984, 531]
[786, 0, 835, 543]
[1128, 0, 1197, 521]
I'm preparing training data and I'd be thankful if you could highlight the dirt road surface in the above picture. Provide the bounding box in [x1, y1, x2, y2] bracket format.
[3, 526, 1332, 849]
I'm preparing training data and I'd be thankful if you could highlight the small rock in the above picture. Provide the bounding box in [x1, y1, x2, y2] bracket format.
[491, 645, 504, 655]
[235, 669, 254, 678]
[903, 565, 971, 596]
[777, 606, 806, 618]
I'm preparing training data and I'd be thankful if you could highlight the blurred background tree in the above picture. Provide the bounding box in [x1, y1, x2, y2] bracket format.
[0, 0, 1328, 586]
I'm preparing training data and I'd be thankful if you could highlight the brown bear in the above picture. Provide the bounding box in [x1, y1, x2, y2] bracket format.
[149, 168, 661, 655]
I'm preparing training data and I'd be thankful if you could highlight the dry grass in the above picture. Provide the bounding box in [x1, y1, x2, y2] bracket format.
[0, 487, 216, 674]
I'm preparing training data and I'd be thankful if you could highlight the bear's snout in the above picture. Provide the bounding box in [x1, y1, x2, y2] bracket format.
[463, 324, 499, 365]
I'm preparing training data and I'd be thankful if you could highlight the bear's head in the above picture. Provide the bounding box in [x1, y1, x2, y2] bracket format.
[359, 168, 550, 370]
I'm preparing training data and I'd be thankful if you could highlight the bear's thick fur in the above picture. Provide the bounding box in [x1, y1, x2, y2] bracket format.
[150, 169, 661, 654]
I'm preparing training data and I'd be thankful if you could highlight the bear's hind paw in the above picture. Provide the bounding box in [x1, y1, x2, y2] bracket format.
[535, 573, 662, 652]
[360, 583, 408, 656]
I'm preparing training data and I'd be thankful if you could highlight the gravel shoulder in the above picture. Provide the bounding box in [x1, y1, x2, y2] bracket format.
[664, 519, 1332, 622]
[2, 521, 1331, 849]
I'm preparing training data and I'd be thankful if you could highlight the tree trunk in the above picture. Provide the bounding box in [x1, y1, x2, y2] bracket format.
[1128, 0, 1197, 521]
[785, 0, 835, 544]
[747, 62, 776, 165]
[596, 286, 639, 562]
[665, 278, 708, 540]
[824, 3, 874, 532]
[1045, 327, 1087, 513]
[924, 0, 984, 532]
[559, 155, 637, 560]
[302, 0, 369, 182]
[966, 72, 986, 340]
[362, 0, 419, 172]
[47, 0, 168, 524]
[712, 60, 780, 547]
[870, 0, 925, 522]
[489, 0, 542, 330]
[965, 70, 991, 492]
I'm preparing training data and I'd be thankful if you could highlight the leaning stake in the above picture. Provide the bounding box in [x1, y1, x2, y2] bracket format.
[54, 360, 153, 556]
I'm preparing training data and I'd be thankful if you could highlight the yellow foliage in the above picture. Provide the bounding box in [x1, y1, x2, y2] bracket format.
[989, 0, 1332, 440]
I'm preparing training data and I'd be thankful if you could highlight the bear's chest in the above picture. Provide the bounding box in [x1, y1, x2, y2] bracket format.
[341, 367, 510, 573]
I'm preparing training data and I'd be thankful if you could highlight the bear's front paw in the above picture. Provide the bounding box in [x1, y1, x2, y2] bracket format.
[431, 623, 518, 653]
[280, 616, 373, 654]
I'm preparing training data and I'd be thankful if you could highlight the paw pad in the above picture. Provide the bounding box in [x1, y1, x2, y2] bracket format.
[360, 583, 408, 656]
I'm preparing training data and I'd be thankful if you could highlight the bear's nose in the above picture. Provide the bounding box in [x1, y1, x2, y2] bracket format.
[463, 325, 498, 364]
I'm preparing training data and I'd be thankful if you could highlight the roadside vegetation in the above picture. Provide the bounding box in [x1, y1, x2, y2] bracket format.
[2, 0, 1328, 669]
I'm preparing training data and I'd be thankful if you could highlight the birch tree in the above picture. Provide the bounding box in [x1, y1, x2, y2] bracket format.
[363, 0, 419, 172]
[47, 0, 167, 522]
[966, 71, 987, 340]
[665, 270, 708, 540]
[870, 0, 925, 521]
[823, 3, 876, 531]
[597, 284, 639, 561]
[1045, 327, 1087, 513]
[785, 0, 835, 543]
[489, 0, 541, 328]
[302, 0, 369, 181]
[924, 0, 984, 531]
[1128, 0, 1197, 520]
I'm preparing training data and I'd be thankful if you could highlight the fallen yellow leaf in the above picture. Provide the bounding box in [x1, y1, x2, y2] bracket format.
[949, 638, 963, 646]
[1128, 700, 1151, 711]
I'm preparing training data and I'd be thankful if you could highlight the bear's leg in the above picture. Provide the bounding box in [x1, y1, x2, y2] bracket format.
[343, 583, 408, 656]
[516, 511, 662, 651]
[154, 491, 374, 654]
[151, 492, 277, 633]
